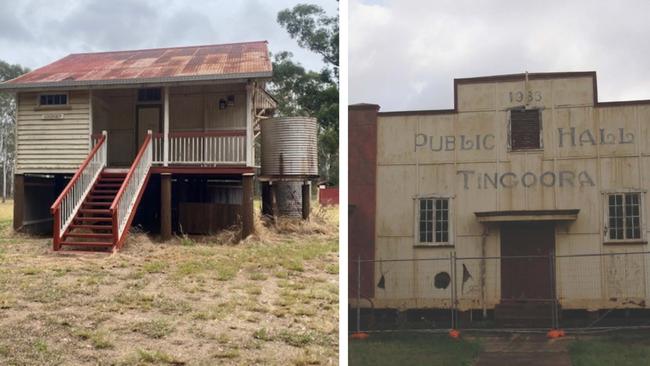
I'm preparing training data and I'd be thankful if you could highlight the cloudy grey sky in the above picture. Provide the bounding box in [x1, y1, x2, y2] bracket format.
[0, 0, 337, 73]
[350, 0, 650, 111]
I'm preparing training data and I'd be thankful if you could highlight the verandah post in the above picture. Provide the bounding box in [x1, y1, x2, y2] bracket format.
[52, 208, 60, 251]
[163, 86, 170, 167]
[245, 82, 253, 167]
[241, 173, 254, 239]
[160, 173, 172, 241]
[13, 173, 24, 232]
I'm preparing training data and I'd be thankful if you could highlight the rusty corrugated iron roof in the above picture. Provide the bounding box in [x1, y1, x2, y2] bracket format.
[1, 41, 272, 89]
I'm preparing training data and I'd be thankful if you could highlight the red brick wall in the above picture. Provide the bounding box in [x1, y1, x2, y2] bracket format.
[348, 104, 379, 300]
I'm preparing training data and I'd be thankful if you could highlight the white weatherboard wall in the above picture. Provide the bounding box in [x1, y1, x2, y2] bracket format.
[374, 75, 650, 311]
[169, 84, 247, 131]
[16, 91, 90, 174]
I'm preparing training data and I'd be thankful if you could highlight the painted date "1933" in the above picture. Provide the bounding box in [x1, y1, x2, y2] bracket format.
[509, 90, 542, 103]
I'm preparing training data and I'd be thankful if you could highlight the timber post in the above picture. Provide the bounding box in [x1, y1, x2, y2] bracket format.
[302, 181, 310, 220]
[270, 182, 279, 224]
[242, 173, 254, 238]
[13, 174, 24, 231]
[160, 173, 172, 241]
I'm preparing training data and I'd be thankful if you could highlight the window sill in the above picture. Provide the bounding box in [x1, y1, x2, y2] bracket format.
[603, 240, 647, 245]
[414, 244, 454, 248]
[34, 105, 72, 111]
[508, 148, 544, 153]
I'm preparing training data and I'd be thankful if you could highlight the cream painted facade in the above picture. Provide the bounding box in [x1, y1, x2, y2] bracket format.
[373, 73, 650, 311]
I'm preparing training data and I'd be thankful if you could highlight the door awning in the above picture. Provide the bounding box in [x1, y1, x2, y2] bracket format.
[474, 209, 579, 223]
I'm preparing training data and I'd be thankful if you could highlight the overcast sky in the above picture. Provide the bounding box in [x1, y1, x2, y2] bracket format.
[0, 0, 337, 73]
[350, 0, 650, 111]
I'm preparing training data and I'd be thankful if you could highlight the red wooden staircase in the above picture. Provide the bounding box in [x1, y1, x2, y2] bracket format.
[58, 170, 126, 249]
[51, 131, 154, 252]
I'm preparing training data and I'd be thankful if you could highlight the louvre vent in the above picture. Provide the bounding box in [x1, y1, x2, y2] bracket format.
[510, 109, 541, 150]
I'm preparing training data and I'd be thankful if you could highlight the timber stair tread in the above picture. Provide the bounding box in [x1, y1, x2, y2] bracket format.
[83, 202, 112, 207]
[73, 217, 112, 222]
[59, 241, 114, 247]
[64, 233, 113, 239]
[69, 224, 112, 230]
[79, 209, 111, 214]
[59, 168, 126, 250]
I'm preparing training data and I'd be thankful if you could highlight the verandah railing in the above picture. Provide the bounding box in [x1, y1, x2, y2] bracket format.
[51, 131, 108, 250]
[110, 130, 153, 248]
[92, 130, 246, 166]
[152, 131, 246, 165]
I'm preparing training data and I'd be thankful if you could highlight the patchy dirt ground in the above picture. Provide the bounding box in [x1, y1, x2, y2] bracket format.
[0, 202, 339, 365]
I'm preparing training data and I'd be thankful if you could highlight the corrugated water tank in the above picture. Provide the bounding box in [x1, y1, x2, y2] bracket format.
[261, 117, 318, 177]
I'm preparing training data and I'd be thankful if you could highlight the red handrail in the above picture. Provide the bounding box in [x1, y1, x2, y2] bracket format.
[51, 133, 106, 250]
[50, 134, 106, 212]
[110, 133, 153, 212]
[152, 130, 246, 138]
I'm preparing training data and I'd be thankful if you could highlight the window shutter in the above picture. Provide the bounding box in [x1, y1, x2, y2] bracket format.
[510, 109, 540, 150]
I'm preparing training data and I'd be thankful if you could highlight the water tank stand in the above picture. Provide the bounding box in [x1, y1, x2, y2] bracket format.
[259, 176, 313, 221]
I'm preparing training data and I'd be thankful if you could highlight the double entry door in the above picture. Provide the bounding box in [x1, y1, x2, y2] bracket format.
[500, 222, 555, 301]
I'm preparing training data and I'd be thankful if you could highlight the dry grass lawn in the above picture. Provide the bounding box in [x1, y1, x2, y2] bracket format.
[0, 201, 339, 365]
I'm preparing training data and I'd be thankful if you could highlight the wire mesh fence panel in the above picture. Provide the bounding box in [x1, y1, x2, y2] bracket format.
[556, 251, 650, 330]
[350, 256, 455, 332]
[351, 251, 650, 333]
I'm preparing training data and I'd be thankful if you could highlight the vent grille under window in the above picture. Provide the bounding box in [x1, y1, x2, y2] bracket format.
[510, 109, 541, 150]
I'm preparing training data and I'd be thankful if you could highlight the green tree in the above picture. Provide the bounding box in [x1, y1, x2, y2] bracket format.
[271, 3, 339, 185]
[277, 3, 339, 73]
[0, 60, 30, 200]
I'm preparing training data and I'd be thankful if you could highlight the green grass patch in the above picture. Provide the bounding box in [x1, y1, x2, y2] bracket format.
[0, 343, 9, 357]
[248, 272, 268, 281]
[244, 284, 262, 296]
[214, 349, 239, 359]
[120, 349, 181, 365]
[22, 280, 69, 303]
[570, 333, 650, 366]
[191, 301, 236, 321]
[349, 332, 480, 366]
[174, 258, 238, 280]
[74, 329, 114, 349]
[142, 261, 167, 273]
[153, 295, 192, 314]
[0, 201, 12, 221]
[115, 291, 155, 310]
[32, 339, 48, 353]
[179, 234, 196, 246]
[325, 263, 339, 274]
[277, 329, 316, 347]
[252, 328, 273, 341]
[131, 319, 175, 339]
